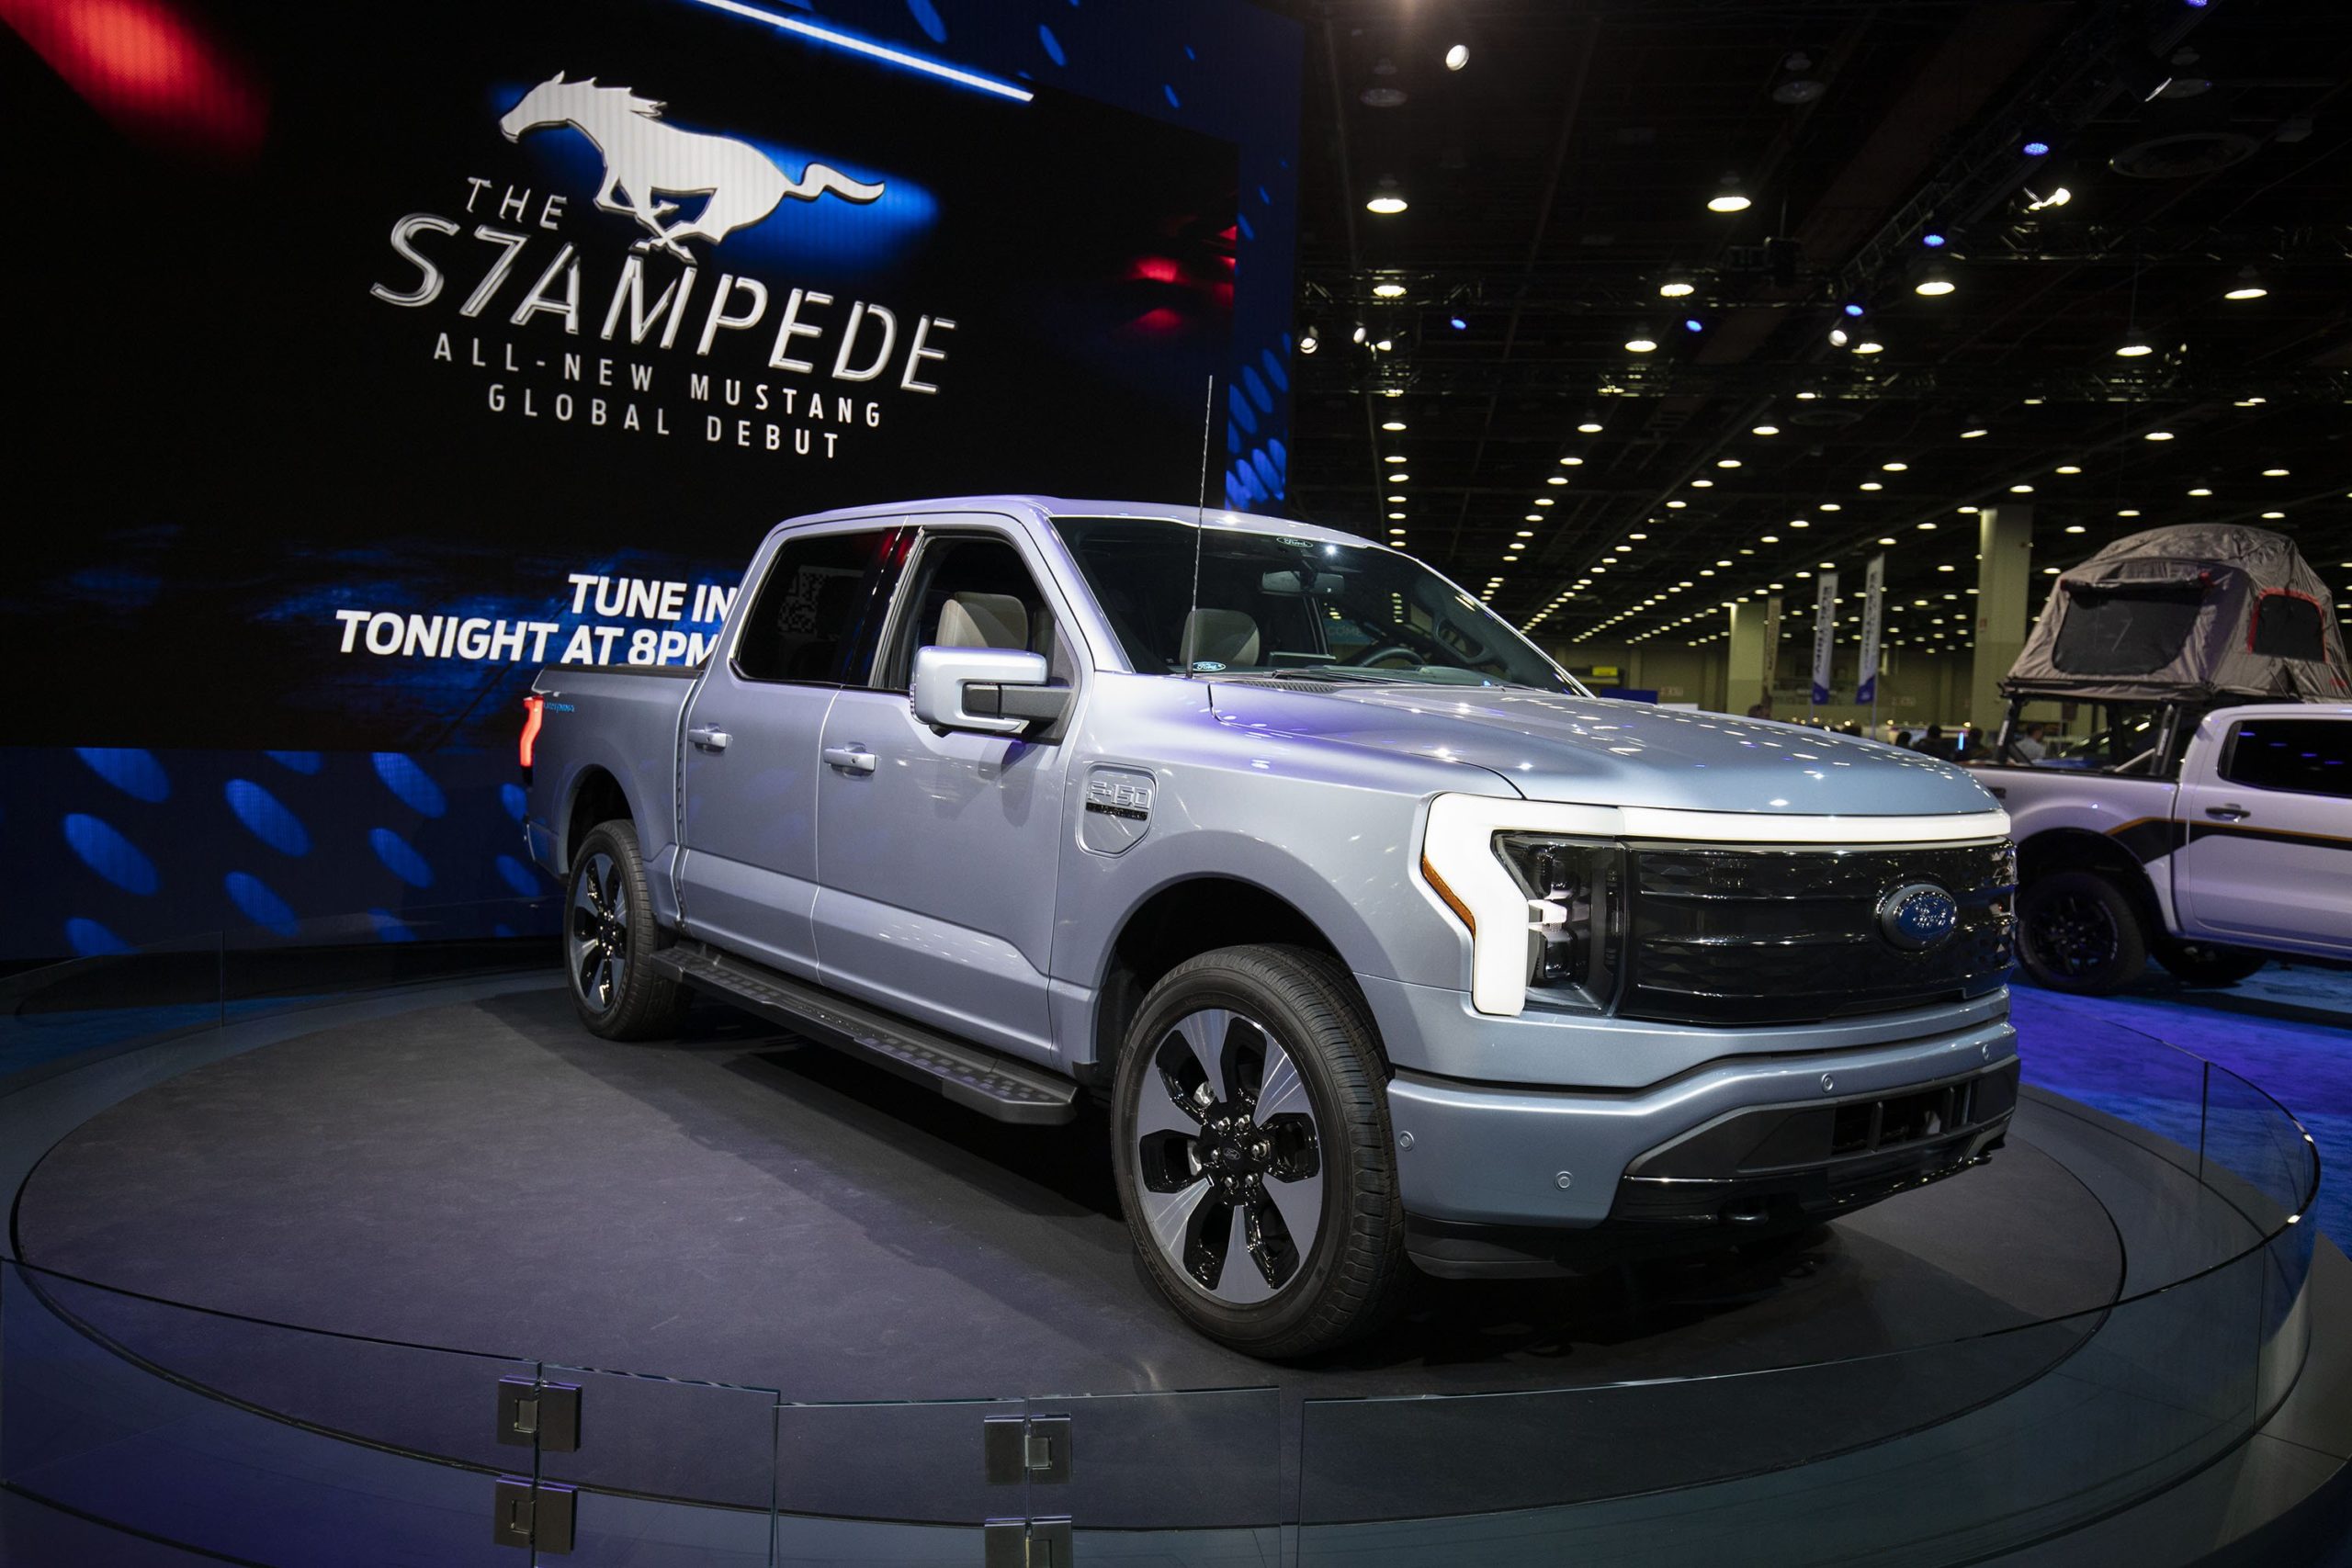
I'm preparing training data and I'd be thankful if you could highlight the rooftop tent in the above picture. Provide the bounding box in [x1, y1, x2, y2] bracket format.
[2005, 525, 2350, 703]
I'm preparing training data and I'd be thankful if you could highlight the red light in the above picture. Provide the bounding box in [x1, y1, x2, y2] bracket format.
[519, 695, 544, 772]
[1, 0, 267, 160]
[1129, 257, 1182, 285]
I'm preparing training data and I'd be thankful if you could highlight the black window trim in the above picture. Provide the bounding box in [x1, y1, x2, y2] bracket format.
[876, 519, 1090, 704]
[723, 517, 909, 691]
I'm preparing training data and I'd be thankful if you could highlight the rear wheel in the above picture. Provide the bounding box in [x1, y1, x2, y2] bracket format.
[565, 820, 690, 1040]
[1111, 945, 1405, 1358]
[2017, 869, 2148, 996]
[2153, 939, 2268, 988]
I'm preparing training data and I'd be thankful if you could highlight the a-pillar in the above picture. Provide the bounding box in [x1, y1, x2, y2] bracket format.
[1971, 505, 2034, 735]
[1724, 594, 1782, 716]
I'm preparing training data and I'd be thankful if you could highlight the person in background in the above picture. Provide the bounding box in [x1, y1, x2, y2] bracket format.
[1909, 724, 1947, 756]
[2010, 721, 2049, 762]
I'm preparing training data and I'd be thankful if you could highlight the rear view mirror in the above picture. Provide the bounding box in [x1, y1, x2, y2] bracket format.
[1259, 569, 1345, 596]
[910, 646, 1069, 737]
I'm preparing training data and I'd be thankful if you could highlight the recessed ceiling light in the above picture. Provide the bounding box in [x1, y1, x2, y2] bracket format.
[1854, 340, 1884, 355]
[1878, 536, 1897, 546]
[1577, 421, 1603, 434]
[1535, 497, 1555, 506]
[1373, 282, 1407, 299]
[1546, 475, 1567, 485]
[2143, 430, 2174, 441]
[2010, 483, 2035, 493]
[1393, 474, 1409, 482]
[1667, 500, 1688, 509]
[2065, 525, 2086, 535]
[1559, 456, 1584, 466]
[1691, 479, 1714, 489]
[2263, 468, 2290, 477]
[2118, 509, 2141, 517]
[2188, 487, 2212, 496]
[1790, 519, 1810, 528]
[1752, 424, 1780, 436]
[1386, 493, 1406, 502]
[1820, 502, 1841, 512]
[1961, 428, 1988, 439]
[1917, 522, 1937, 531]
[1381, 420, 1408, 432]
[1625, 335, 1659, 353]
[1883, 461, 1909, 472]
[1717, 458, 1742, 469]
[2055, 464, 2082, 475]
[1860, 481, 1884, 491]
[1384, 454, 1406, 464]
[2262, 511, 2286, 519]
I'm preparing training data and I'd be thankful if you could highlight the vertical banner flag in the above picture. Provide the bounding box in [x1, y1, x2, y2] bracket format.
[1759, 595, 1783, 694]
[1810, 570, 1839, 706]
[1856, 553, 1887, 705]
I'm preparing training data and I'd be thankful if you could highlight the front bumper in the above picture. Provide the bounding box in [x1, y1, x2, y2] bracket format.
[1385, 1016, 2018, 1278]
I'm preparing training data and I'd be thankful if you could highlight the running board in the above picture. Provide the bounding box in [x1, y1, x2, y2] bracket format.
[650, 945, 1080, 1125]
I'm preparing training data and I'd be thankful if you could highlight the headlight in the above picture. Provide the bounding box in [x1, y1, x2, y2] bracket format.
[1420, 795, 1626, 1017]
[1494, 835, 1623, 1009]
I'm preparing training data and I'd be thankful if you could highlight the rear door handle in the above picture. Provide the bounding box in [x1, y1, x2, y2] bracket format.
[687, 727, 730, 752]
[2204, 804, 2250, 822]
[823, 743, 877, 774]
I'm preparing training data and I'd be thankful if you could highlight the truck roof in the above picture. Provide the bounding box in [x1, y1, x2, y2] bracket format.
[778, 495, 1379, 550]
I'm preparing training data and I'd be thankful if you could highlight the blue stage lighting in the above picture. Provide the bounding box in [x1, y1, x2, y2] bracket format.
[2022, 140, 2051, 157]
[1842, 302, 1866, 317]
[1450, 316, 1468, 331]
[1683, 318, 1704, 333]
[1922, 231, 1947, 248]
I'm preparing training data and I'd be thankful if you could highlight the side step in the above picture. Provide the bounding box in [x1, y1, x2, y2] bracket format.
[650, 944, 1080, 1125]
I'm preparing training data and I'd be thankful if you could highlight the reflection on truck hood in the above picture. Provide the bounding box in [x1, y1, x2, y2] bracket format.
[1208, 682, 2000, 817]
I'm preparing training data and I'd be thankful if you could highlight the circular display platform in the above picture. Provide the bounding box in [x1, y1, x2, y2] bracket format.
[14, 978, 2123, 1404]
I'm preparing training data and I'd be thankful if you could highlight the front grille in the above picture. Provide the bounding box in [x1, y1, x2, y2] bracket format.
[1619, 839, 2015, 1026]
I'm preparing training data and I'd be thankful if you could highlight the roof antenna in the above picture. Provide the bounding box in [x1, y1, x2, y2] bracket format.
[1184, 374, 1216, 677]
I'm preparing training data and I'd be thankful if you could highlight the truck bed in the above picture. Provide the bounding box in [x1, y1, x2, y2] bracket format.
[524, 664, 697, 881]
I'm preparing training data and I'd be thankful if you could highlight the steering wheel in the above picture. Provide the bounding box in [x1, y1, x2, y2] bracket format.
[1344, 643, 1424, 671]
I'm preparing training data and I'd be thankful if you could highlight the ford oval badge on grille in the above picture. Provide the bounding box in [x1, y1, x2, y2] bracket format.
[1878, 883, 1960, 951]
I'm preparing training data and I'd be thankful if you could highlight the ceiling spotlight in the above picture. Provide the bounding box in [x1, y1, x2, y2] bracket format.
[1365, 177, 1408, 216]
[1717, 457, 1742, 468]
[1625, 333, 1659, 353]
[2223, 267, 2268, 301]
[1383, 454, 1406, 464]
[2116, 333, 2153, 357]
[1558, 456, 1584, 466]
[2022, 139, 2051, 157]
[2188, 486, 2212, 496]
[1444, 42, 1469, 71]
[2023, 185, 2071, 212]
[1657, 274, 1696, 299]
[1960, 428, 1987, 439]
[1842, 302, 1868, 319]
[2264, 467, 2290, 477]
[1373, 281, 1407, 299]
[1449, 316, 1468, 331]
[1883, 461, 1909, 472]
[1374, 338, 1394, 352]
[1298, 325, 1320, 355]
[1683, 318, 1705, 333]
[2143, 429, 2175, 441]
[1921, 231, 1948, 248]
[1752, 424, 1781, 436]
[1381, 420, 1407, 432]
[1829, 326, 1850, 347]
[1351, 324, 1369, 344]
[1577, 420, 1603, 433]
[2055, 464, 2082, 474]
[1707, 174, 1751, 213]
[1913, 261, 1956, 297]
[1854, 340, 1884, 355]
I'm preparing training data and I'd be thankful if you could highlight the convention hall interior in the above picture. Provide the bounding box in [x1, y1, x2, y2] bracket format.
[3, 0, 2349, 1563]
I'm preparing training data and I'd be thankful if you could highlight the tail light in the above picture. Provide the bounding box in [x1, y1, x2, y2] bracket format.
[519, 694, 544, 776]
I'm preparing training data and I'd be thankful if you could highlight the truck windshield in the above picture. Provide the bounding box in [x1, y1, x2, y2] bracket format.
[1052, 516, 1584, 694]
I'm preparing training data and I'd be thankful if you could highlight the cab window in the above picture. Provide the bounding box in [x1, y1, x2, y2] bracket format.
[731, 528, 909, 686]
[2222, 718, 2352, 800]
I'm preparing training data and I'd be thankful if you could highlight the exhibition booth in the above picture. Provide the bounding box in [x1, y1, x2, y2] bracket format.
[6, 0, 2352, 1563]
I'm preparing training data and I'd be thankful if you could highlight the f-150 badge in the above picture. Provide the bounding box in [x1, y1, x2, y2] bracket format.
[1082, 768, 1155, 854]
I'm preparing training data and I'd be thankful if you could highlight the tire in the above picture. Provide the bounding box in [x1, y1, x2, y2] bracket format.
[1110, 944, 1407, 1358]
[2017, 869, 2148, 996]
[2153, 939, 2269, 988]
[563, 819, 691, 1041]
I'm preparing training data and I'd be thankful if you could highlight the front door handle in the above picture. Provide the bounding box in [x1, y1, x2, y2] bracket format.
[823, 743, 877, 774]
[687, 727, 730, 752]
[2205, 803, 2251, 822]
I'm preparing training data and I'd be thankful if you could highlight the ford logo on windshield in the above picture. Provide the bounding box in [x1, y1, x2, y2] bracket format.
[1879, 883, 1960, 951]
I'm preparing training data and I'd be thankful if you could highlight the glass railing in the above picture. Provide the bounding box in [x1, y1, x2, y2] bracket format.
[0, 915, 2323, 1565]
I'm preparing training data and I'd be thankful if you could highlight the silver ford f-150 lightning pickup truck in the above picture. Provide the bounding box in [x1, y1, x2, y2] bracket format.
[523, 496, 2020, 1355]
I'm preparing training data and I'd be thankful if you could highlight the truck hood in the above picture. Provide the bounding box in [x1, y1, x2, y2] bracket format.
[1207, 682, 1999, 817]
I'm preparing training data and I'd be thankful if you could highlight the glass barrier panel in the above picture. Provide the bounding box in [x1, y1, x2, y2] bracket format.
[0, 1260, 528, 1568]
[539, 1360, 780, 1568]
[775, 1396, 1021, 1561]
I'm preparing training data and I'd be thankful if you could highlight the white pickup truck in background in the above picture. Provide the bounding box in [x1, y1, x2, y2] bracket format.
[1968, 703, 2352, 994]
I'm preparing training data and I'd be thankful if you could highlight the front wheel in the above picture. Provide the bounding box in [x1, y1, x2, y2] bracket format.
[565, 820, 690, 1040]
[2017, 869, 2148, 996]
[1111, 945, 1406, 1358]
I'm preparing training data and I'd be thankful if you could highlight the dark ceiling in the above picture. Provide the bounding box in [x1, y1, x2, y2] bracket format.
[1263, 0, 2352, 659]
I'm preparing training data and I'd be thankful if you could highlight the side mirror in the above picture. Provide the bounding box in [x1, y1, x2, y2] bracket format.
[910, 646, 1069, 737]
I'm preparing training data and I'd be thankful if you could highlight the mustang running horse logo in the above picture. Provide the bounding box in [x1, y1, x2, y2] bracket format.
[499, 72, 885, 262]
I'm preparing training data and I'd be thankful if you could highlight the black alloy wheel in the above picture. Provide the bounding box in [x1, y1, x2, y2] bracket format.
[564, 819, 691, 1040]
[2017, 869, 2148, 997]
